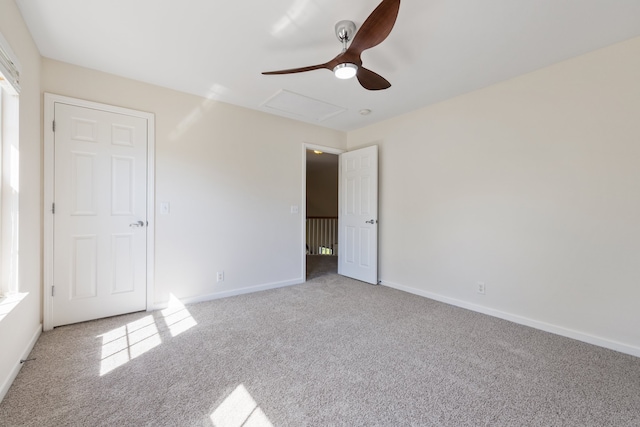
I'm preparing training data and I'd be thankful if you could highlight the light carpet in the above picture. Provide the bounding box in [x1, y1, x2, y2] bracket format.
[1, 256, 639, 426]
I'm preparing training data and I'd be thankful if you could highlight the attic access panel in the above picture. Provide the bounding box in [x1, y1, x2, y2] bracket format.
[262, 90, 346, 122]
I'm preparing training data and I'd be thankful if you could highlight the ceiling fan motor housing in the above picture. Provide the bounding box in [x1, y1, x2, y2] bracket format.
[335, 20, 357, 43]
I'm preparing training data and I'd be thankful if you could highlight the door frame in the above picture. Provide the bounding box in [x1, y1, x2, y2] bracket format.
[301, 143, 344, 281]
[43, 93, 156, 331]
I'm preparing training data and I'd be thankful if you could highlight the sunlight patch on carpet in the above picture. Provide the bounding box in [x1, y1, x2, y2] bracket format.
[210, 384, 274, 427]
[97, 295, 197, 376]
[161, 294, 197, 337]
[98, 315, 162, 376]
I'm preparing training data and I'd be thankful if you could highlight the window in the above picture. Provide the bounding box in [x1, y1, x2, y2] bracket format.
[0, 32, 20, 298]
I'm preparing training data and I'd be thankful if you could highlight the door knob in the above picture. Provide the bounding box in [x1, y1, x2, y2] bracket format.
[130, 220, 145, 227]
[365, 219, 376, 224]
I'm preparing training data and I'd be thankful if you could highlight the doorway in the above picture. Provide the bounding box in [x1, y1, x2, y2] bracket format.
[303, 144, 342, 280]
[302, 144, 379, 284]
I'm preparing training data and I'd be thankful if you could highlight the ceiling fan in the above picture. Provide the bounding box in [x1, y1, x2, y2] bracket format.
[262, 0, 401, 90]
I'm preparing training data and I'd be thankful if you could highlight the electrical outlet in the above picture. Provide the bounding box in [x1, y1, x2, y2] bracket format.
[217, 271, 224, 282]
[477, 281, 486, 295]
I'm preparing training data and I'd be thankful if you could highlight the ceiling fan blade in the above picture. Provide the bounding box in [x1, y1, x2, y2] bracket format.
[262, 63, 329, 75]
[348, 0, 401, 55]
[356, 67, 391, 90]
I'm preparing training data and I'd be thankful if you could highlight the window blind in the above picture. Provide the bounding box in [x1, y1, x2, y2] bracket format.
[0, 32, 21, 94]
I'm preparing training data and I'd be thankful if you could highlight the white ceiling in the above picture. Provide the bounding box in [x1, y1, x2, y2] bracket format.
[15, 0, 640, 132]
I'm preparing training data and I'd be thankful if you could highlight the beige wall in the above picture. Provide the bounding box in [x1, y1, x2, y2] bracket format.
[306, 152, 338, 218]
[42, 58, 346, 305]
[348, 36, 640, 355]
[0, 0, 42, 399]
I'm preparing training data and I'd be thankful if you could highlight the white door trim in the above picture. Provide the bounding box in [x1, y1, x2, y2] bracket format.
[43, 93, 155, 331]
[301, 143, 344, 281]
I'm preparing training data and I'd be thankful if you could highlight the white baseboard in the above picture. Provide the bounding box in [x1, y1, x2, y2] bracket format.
[0, 324, 42, 403]
[152, 277, 305, 310]
[380, 280, 640, 358]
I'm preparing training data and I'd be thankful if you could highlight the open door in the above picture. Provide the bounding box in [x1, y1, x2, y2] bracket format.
[338, 146, 378, 284]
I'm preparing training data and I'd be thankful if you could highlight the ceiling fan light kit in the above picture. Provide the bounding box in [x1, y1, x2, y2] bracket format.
[262, 0, 401, 90]
[334, 63, 358, 79]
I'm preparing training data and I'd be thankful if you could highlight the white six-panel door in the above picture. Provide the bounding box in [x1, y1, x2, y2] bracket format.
[338, 145, 378, 284]
[51, 102, 149, 327]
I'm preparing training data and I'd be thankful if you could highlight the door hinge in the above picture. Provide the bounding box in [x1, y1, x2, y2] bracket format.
[51, 286, 55, 297]
[52, 120, 56, 132]
[52, 203, 55, 214]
